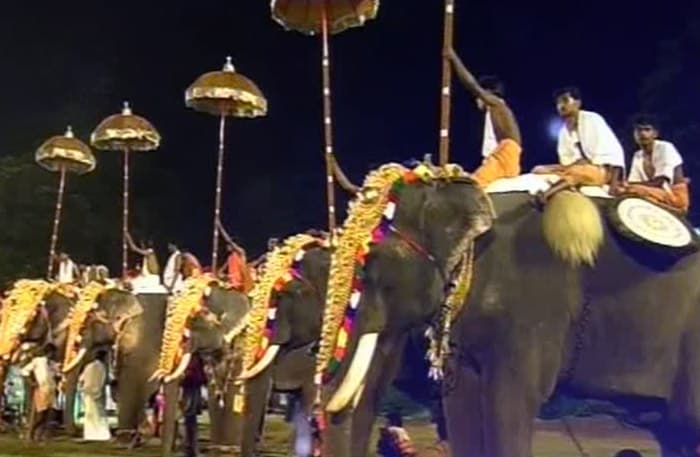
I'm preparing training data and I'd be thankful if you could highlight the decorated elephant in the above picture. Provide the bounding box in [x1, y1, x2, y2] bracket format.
[313, 161, 700, 457]
[0, 280, 82, 432]
[62, 283, 168, 445]
[149, 276, 248, 457]
[237, 231, 448, 457]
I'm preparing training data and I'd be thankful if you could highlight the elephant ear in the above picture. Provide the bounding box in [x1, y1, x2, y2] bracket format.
[221, 292, 250, 343]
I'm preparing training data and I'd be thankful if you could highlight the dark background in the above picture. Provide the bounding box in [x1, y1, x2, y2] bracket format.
[0, 1, 698, 283]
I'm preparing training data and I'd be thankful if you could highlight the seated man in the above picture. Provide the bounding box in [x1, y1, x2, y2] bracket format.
[447, 49, 522, 187]
[533, 87, 625, 204]
[620, 115, 689, 213]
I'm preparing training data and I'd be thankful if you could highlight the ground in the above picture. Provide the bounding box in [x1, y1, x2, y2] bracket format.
[0, 416, 659, 457]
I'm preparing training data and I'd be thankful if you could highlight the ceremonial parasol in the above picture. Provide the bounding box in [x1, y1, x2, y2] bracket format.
[91, 102, 161, 279]
[36, 126, 96, 279]
[185, 56, 268, 271]
[439, 0, 455, 165]
[270, 0, 379, 239]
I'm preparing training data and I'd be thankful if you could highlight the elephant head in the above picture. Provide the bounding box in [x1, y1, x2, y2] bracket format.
[151, 276, 249, 455]
[313, 163, 493, 456]
[63, 284, 168, 441]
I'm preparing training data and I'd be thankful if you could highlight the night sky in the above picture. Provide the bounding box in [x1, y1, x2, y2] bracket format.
[1, 1, 699, 261]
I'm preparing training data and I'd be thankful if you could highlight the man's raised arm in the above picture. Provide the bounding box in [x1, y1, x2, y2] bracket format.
[447, 49, 501, 106]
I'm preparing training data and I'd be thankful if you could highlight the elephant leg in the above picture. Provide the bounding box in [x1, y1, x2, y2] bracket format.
[62, 369, 80, 436]
[442, 352, 484, 457]
[241, 367, 273, 457]
[322, 334, 406, 457]
[651, 331, 700, 457]
[161, 382, 180, 457]
[480, 356, 539, 457]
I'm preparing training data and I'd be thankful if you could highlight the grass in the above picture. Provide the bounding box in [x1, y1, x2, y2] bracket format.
[0, 415, 659, 457]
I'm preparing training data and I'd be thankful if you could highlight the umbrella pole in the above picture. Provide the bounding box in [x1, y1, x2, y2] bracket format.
[321, 0, 337, 240]
[439, 0, 456, 166]
[47, 166, 67, 280]
[122, 149, 130, 280]
[211, 114, 226, 271]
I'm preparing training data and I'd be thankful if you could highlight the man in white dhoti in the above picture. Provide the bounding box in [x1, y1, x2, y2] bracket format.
[533, 87, 626, 204]
[79, 350, 110, 441]
[163, 243, 183, 293]
[56, 252, 79, 284]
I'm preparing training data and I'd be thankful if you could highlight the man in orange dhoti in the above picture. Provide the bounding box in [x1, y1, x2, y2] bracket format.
[620, 115, 689, 214]
[447, 49, 522, 187]
[533, 87, 626, 205]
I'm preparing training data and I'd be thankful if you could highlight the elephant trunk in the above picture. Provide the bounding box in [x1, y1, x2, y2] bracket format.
[160, 382, 179, 457]
[326, 333, 378, 413]
[62, 369, 80, 436]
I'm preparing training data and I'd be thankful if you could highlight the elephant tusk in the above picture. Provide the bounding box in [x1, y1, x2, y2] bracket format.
[238, 345, 280, 381]
[164, 352, 192, 384]
[325, 333, 378, 413]
[148, 369, 166, 383]
[62, 348, 87, 374]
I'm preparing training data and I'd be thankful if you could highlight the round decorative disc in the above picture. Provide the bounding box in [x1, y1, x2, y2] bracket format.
[617, 197, 692, 248]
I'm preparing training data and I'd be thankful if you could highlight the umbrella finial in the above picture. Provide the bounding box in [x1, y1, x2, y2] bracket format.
[223, 56, 235, 73]
[64, 125, 74, 139]
[122, 101, 132, 116]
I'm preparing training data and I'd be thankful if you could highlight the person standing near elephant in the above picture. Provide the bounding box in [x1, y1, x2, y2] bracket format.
[180, 352, 206, 457]
[619, 115, 689, 213]
[20, 343, 57, 442]
[163, 243, 183, 293]
[533, 87, 625, 204]
[79, 350, 110, 441]
[446, 48, 522, 188]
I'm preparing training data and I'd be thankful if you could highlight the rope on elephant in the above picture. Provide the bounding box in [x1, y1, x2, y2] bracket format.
[62, 281, 112, 370]
[154, 274, 218, 378]
[243, 233, 326, 372]
[0, 279, 62, 360]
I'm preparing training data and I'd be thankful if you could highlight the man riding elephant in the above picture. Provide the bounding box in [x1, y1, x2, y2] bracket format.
[312, 159, 700, 457]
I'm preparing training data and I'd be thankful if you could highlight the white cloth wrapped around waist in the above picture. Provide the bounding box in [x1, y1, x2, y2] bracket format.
[484, 173, 613, 199]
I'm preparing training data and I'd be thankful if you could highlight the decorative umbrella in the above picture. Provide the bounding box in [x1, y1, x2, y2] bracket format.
[439, 0, 456, 165]
[91, 102, 161, 279]
[270, 0, 379, 239]
[185, 56, 268, 271]
[36, 126, 96, 279]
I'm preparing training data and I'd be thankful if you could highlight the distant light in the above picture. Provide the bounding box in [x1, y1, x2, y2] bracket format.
[548, 117, 564, 141]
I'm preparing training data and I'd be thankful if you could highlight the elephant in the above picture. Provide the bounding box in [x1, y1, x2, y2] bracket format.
[63, 287, 168, 445]
[0, 285, 80, 433]
[155, 281, 249, 457]
[315, 163, 700, 457]
[237, 238, 448, 457]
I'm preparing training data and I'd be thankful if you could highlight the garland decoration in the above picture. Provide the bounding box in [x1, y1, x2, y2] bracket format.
[154, 274, 218, 378]
[62, 281, 111, 370]
[0, 279, 58, 359]
[243, 233, 326, 372]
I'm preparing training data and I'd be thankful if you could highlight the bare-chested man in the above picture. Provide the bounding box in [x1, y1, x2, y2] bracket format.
[447, 48, 522, 187]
